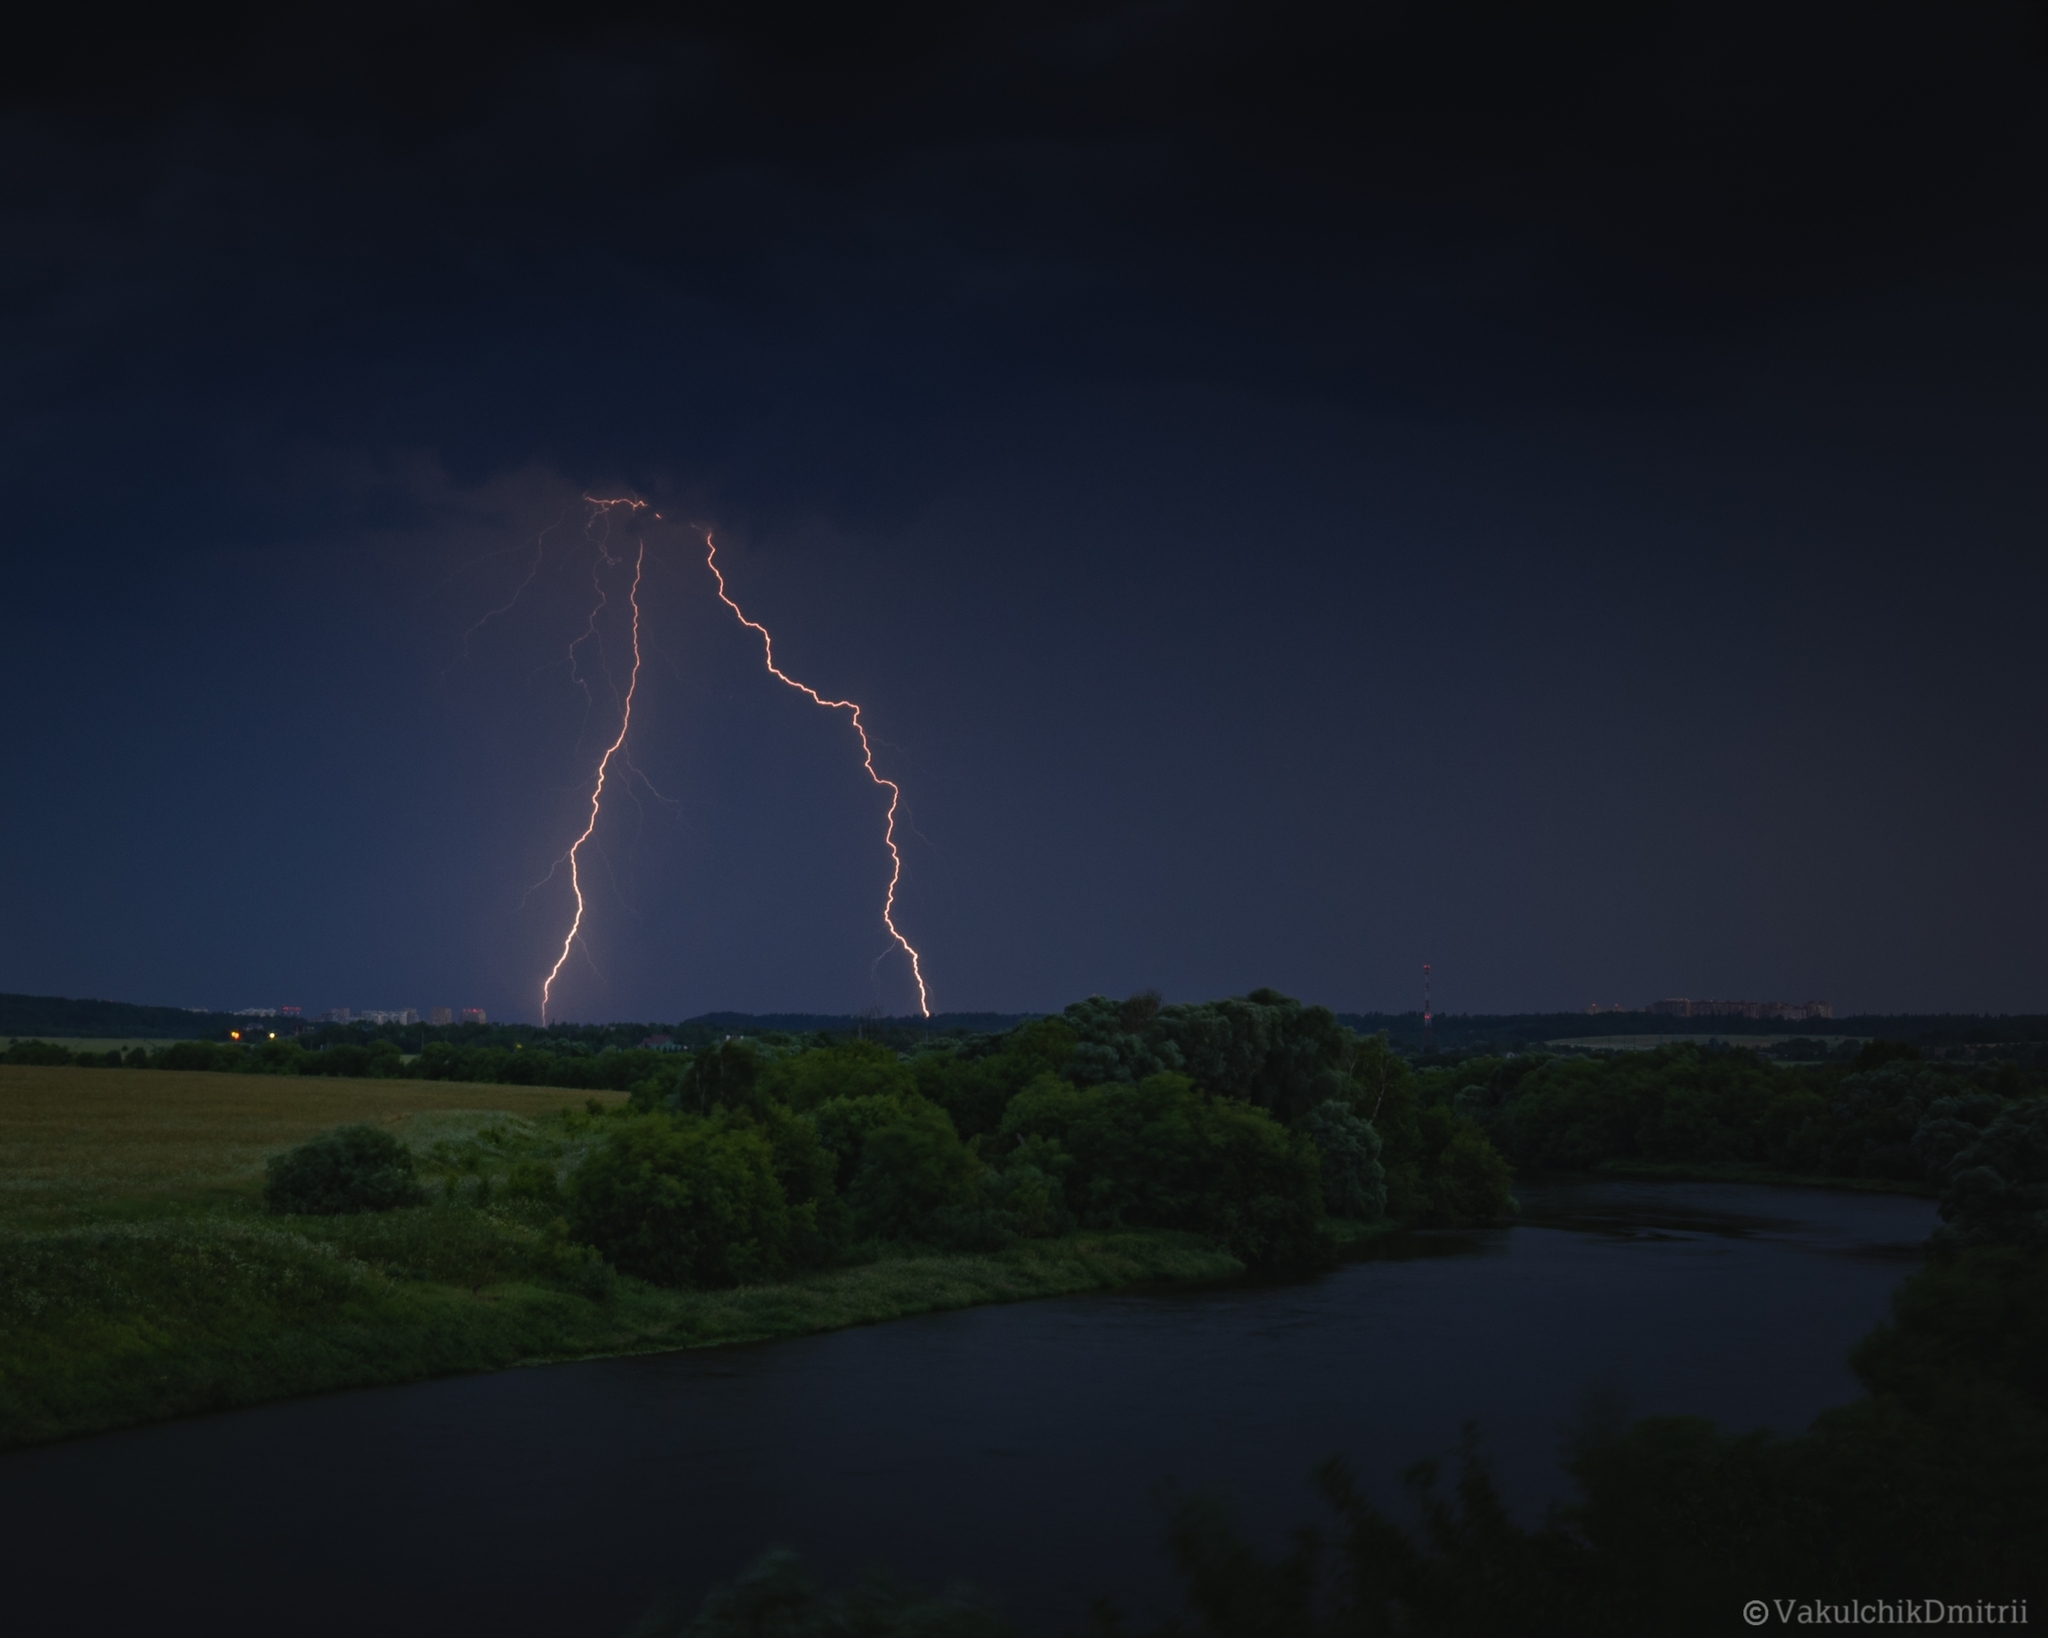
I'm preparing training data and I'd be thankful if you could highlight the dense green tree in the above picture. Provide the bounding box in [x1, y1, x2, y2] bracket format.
[1936, 1098, 2048, 1251]
[1302, 1100, 1387, 1220]
[1059, 989, 1358, 1123]
[847, 1099, 981, 1241]
[759, 1038, 915, 1111]
[567, 1115, 793, 1287]
[1445, 1043, 2021, 1190]
[811, 1092, 932, 1193]
[678, 1039, 766, 1112]
[912, 1019, 1077, 1138]
[1000, 1072, 1328, 1268]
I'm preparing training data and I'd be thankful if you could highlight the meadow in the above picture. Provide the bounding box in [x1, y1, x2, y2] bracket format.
[0, 1065, 1237, 1449]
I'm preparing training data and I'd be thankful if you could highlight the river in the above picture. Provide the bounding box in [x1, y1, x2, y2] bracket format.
[0, 1180, 1936, 1634]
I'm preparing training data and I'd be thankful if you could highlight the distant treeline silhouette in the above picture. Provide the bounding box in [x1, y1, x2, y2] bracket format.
[16, 1002, 2045, 1198]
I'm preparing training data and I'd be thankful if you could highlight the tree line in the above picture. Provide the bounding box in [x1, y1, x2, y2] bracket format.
[247, 991, 1518, 1277]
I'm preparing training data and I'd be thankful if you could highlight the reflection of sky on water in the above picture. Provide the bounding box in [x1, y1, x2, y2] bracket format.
[0, 1183, 1938, 1636]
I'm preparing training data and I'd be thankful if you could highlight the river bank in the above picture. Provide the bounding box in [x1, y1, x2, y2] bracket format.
[0, 1065, 1238, 1448]
[0, 1179, 1942, 1636]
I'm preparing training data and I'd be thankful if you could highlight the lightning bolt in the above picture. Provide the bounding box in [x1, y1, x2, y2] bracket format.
[539, 524, 647, 1024]
[702, 531, 931, 1018]
[448, 507, 568, 668]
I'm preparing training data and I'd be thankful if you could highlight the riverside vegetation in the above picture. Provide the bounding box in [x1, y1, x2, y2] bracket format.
[648, 1092, 2048, 1638]
[0, 990, 1515, 1448]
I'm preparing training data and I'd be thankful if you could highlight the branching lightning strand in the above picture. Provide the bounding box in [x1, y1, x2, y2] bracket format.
[539, 537, 646, 1024]
[701, 531, 931, 1018]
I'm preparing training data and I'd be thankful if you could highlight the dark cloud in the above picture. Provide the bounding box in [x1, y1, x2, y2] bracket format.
[2, 2, 2045, 1017]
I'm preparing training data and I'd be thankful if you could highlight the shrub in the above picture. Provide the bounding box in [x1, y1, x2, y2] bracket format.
[3, 1040, 72, 1066]
[504, 1160, 560, 1202]
[263, 1124, 427, 1215]
[567, 1115, 792, 1287]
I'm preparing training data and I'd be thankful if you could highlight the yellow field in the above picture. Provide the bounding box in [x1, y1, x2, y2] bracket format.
[0, 1065, 622, 1225]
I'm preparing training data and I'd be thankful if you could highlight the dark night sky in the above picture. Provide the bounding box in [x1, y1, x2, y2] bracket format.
[2, 2, 2045, 1022]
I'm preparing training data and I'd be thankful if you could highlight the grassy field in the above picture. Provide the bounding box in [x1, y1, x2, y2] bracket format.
[0, 1066, 1240, 1449]
[0, 1065, 619, 1228]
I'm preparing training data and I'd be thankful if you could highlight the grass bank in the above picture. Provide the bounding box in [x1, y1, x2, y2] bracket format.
[0, 1066, 1238, 1449]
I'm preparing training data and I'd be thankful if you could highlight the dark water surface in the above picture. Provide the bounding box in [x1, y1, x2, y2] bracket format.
[0, 1181, 1935, 1635]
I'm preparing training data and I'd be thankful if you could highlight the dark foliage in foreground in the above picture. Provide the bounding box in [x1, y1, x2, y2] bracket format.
[262, 1124, 425, 1216]
[630, 1549, 1012, 1638]
[651, 1244, 2048, 1638]
[1111, 1251, 2048, 1636]
[1937, 1097, 2048, 1252]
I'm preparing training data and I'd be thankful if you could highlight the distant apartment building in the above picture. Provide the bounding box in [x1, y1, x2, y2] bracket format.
[355, 1009, 418, 1026]
[1646, 998, 1833, 1022]
[459, 1007, 487, 1025]
[320, 1008, 351, 1024]
[429, 1007, 453, 1027]
[235, 1007, 279, 1018]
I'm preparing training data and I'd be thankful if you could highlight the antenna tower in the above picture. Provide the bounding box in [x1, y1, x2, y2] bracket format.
[1422, 962, 1433, 1055]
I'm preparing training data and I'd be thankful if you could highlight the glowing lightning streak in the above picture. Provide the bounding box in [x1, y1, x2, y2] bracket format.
[539, 539, 646, 1024]
[701, 532, 931, 1018]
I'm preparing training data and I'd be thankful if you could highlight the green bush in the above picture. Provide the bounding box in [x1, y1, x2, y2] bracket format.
[566, 1115, 793, 1287]
[263, 1124, 427, 1216]
[503, 1160, 560, 1202]
[2, 1039, 72, 1066]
